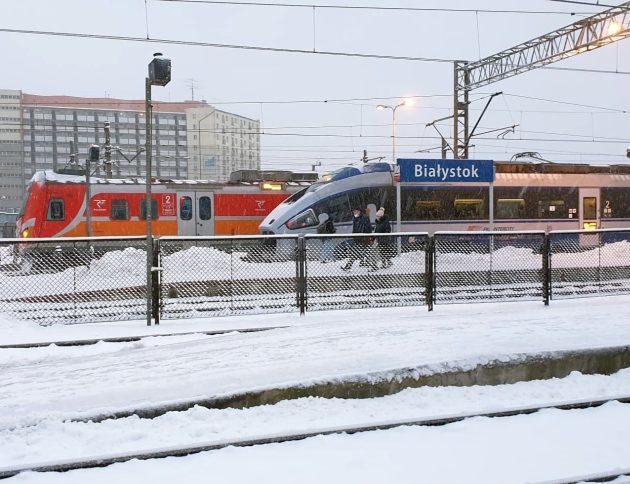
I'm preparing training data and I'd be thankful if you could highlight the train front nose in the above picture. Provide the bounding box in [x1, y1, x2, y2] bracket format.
[258, 218, 276, 235]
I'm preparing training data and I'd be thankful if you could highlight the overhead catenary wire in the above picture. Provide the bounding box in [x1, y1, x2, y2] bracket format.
[4, 87, 629, 112]
[0, 27, 454, 63]
[6, 117, 630, 142]
[502, 94, 630, 113]
[545, 0, 615, 8]
[153, 0, 595, 15]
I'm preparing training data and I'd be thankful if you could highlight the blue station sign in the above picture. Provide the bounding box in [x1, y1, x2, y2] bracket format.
[397, 158, 495, 183]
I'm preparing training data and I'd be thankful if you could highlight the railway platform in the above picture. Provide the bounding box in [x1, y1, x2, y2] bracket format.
[1, 294, 630, 427]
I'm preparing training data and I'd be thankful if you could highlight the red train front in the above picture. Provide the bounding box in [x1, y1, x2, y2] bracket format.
[16, 170, 315, 238]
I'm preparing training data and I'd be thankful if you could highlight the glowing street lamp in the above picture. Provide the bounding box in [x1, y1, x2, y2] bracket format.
[376, 98, 413, 233]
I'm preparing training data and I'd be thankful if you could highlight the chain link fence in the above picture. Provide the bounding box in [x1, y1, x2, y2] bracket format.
[303, 233, 429, 311]
[433, 231, 547, 304]
[158, 236, 301, 319]
[0, 237, 148, 325]
[549, 229, 630, 299]
[3, 229, 630, 325]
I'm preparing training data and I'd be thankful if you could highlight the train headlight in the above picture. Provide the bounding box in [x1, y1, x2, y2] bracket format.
[261, 182, 283, 191]
[21, 229, 30, 238]
[285, 209, 318, 230]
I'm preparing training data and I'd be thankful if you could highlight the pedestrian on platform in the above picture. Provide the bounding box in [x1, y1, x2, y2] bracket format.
[373, 207, 393, 269]
[317, 213, 336, 262]
[342, 207, 373, 271]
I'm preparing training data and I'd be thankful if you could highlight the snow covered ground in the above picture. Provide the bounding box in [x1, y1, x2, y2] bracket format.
[2, 295, 630, 482]
[5, 402, 630, 484]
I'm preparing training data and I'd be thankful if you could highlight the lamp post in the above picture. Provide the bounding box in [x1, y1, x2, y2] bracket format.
[197, 109, 215, 179]
[86, 145, 100, 238]
[145, 52, 171, 326]
[377, 99, 412, 234]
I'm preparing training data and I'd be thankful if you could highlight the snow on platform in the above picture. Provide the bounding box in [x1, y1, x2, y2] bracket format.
[2, 295, 630, 429]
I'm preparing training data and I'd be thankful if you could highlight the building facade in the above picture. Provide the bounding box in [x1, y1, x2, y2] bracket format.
[186, 106, 261, 180]
[0, 90, 261, 213]
[0, 90, 23, 213]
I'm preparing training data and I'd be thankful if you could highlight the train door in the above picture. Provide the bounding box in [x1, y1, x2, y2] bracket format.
[579, 188, 599, 230]
[177, 192, 196, 236]
[176, 191, 215, 236]
[195, 192, 215, 236]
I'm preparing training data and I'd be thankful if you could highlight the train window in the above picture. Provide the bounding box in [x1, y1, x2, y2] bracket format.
[199, 196, 212, 220]
[111, 199, 129, 220]
[282, 187, 308, 205]
[601, 188, 630, 218]
[313, 193, 352, 224]
[47, 199, 64, 221]
[494, 187, 576, 220]
[538, 200, 566, 219]
[180, 196, 193, 220]
[402, 187, 487, 221]
[139, 199, 158, 220]
[496, 199, 525, 219]
[583, 197, 597, 220]
[19, 185, 31, 217]
[414, 200, 442, 220]
[454, 199, 484, 220]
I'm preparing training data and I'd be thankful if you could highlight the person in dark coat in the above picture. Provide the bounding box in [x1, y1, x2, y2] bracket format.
[317, 213, 336, 262]
[341, 207, 373, 270]
[373, 207, 393, 269]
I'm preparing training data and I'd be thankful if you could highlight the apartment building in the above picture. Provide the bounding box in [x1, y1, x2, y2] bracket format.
[0, 90, 23, 213]
[186, 106, 261, 180]
[0, 90, 261, 213]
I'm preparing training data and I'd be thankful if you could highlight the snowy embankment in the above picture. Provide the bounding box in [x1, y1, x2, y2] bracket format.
[1, 369, 630, 471]
[1, 296, 630, 430]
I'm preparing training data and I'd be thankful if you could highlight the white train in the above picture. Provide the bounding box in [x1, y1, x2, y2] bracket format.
[259, 161, 630, 235]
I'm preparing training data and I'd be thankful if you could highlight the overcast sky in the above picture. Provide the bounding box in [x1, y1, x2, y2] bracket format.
[2, 0, 629, 173]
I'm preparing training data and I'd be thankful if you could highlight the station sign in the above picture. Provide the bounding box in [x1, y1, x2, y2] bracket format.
[397, 158, 495, 183]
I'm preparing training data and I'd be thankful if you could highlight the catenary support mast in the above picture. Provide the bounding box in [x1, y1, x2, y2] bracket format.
[454, 2, 630, 159]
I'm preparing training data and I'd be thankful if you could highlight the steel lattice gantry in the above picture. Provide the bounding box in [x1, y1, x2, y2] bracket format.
[453, 2, 630, 159]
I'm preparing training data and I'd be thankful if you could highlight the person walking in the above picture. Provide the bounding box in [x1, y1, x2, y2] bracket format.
[342, 207, 373, 271]
[317, 213, 336, 262]
[373, 207, 393, 269]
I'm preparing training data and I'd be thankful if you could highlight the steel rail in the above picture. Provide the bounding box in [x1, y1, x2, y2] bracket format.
[534, 467, 630, 484]
[0, 326, 284, 349]
[1, 395, 629, 480]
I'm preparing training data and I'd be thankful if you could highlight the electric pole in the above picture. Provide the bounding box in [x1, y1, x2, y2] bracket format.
[104, 122, 113, 179]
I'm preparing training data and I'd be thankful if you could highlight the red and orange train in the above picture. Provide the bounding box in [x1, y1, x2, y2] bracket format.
[16, 169, 316, 238]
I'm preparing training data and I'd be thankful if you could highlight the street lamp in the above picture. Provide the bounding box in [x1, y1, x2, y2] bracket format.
[376, 98, 412, 233]
[145, 52, 171, 326]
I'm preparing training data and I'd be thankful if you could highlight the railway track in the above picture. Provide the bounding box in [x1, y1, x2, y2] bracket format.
[535, 468, 630, 484]
[0, 325, 285, 349]
[1, 395, 628, 480]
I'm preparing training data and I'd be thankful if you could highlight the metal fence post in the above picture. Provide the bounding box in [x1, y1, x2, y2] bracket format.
[425, 236, 434, 311]
[296, 236, 307, 315]
[542, 233, 550, 306]
[151, 238, 161, 325]
[598, 231, 603, 294]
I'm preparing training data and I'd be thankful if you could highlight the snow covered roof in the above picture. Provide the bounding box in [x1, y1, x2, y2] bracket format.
[29, 171, 313, 187]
